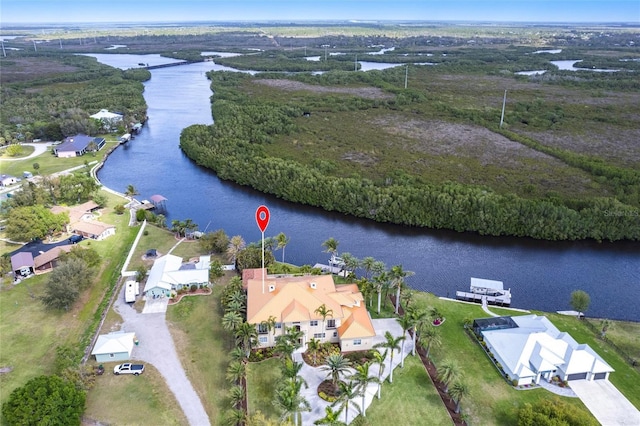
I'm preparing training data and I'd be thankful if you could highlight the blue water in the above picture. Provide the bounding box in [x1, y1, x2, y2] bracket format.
[92, 56, 640, 321]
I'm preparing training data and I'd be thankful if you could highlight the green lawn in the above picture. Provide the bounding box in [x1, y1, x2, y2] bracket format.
[246, 358, 283, 420]
[84, 363, 187, 425]
[0, 141, 120, 178]
[407, 293, 640, 425]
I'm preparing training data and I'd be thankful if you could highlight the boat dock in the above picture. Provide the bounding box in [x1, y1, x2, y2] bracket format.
[456, 277, 511, 306]
[455, 291, 511, 306]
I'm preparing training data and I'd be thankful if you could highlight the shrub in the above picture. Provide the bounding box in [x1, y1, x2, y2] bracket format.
[190, 284, 198, 292]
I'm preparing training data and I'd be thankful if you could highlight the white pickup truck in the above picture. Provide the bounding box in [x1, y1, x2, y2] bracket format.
[113, 363, 144, 375]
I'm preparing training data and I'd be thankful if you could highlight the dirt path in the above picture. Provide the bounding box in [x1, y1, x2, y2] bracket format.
[114, 289, 210, 425]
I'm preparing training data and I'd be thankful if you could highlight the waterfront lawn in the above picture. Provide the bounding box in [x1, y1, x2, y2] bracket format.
[126, 224, 178, 272]
[165, 277, 235, 421]
[407, 293, 602, 425]
[84, 363, 187, 425]
[0, 141, 119, 178]
[600, 319, 640, 373]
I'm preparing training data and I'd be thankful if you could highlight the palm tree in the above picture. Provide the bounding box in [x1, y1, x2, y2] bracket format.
[281, 358, 307, 387]
[307, 337, 321, 365]
[396, 314, 412, 367]
[314, 303, 334, 340]
[332, 381, 361, 424]
[276, 232, 290, 263]
[373, 271, 388, 314]
[226, 299, 246, 315]
[407, 307, 429, 356]
[390, 264, 414, 315]
[372, 349, 387, 399]
[322, 354, 352, 391]
[437, 359, 461, 393]
[350, 362, 380, 417]
[226, 360, 246, 385]
[227, 235, 246, 264]
[449, 380, 470, 414]
[262, 314, 277, 343]
[273, 378, 310, 426]
[314, 406, 346, 426]
[228, 384, 245, 408]
[360, 256, 376, 279]
[155, 213, 166, 228]
[223, 408, 246, 426]
[275, 326, 304, 360]
[229, 347, 246, 362]
[419, 325, 442, 360]
[322, 237, 339, 258]
[235, 322, 258, 357]
[401, 289, 415, 310]
[429, 307, 443, 323]
[341, 252, 359, 277]
[124, 184, 138, 198]
[374, 331, 404, 383]
[222, 311, 243, 334]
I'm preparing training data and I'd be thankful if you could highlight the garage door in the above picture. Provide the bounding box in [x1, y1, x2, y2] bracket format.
[593, 372, 607, 380]
[567, 372, 587, 381]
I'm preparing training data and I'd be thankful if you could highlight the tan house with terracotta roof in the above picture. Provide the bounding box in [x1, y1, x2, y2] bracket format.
[244, 269, 376, 352]
[50, 201, 115, 241]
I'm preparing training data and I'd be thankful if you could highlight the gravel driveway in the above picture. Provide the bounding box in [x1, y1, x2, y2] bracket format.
[114, 288, 210, 426]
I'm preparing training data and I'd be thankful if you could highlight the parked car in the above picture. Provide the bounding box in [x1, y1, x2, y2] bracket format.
[113, 363, 144, 375]
[69, 234, 83, 244]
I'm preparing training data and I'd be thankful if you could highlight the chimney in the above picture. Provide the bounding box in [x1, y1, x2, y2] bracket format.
[268, 284, 276, 292]
[310, 282, 317, 289]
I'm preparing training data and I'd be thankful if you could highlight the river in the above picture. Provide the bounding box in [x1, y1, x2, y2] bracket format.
[92, 55, 640, 321]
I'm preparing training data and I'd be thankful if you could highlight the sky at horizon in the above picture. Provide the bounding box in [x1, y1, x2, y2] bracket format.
[1, 0, 639, 25]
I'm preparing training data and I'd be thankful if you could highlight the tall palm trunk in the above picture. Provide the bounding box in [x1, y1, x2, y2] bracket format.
[377, 291, 382, 314]
[395, 285, 401, 314]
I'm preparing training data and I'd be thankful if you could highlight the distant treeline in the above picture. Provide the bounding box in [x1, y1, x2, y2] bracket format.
[180, 72, 639, 241]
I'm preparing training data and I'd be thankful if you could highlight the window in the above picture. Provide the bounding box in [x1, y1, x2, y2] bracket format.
[326, 319, 336, 329]
[275, 322, 282, 329]
[333, 332, 338, 338]
[354, 339, 362, 346]
[109, 353, 115, 358]
[310, 320, 318, 327]
[259, 336, 268, 344]
[258, 323, 268, 334]
[313, 333, 326, 339]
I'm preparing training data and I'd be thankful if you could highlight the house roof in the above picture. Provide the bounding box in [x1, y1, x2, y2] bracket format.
[56, 134, 105, 153]
[480, 314, 614, 379]
[471, 277, 504, 291]
[144, 254, 208, 293]
[91, 332, 135, 356]
[51, 201, 99, 223]
[11, 252, 34, 270]
[71, 220, 114, 237]
[245, 270, 375, 340]
[34, 245, 73, 268]
[90, 109, 123, 120]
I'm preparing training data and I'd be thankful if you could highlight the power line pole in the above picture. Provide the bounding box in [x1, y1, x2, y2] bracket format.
[500, 89, 507, 128]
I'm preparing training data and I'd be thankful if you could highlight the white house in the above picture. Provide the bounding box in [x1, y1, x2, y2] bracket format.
[143, 254, 210, 298]
[474, 315, 614, 386]
[0, 174, 19, 186]
[90, 109, 123, 132]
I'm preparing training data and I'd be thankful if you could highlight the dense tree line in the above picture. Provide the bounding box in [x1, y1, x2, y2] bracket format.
[0, 52, 148, 142]
[180, 72, 639, 241]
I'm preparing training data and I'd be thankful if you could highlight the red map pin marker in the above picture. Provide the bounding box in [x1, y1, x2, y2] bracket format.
[256, 205, 270, 233]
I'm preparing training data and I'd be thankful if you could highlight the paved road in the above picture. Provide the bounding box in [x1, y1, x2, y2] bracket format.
[114, 288, 210, 426]
[0, 142, 54, 161]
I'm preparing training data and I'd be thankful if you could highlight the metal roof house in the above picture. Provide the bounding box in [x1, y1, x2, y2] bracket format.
[90, 109, 123, 132]
[91, 331, 136, 362]
[474, 315, 614, 386]
[54, 134, 106, 158]
[143, 254, 210, 298]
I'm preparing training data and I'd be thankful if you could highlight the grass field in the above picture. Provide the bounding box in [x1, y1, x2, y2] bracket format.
[84, 363, 187, 425]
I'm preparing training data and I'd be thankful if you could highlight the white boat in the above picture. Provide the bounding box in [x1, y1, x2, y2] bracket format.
[456, 277, 511, 306]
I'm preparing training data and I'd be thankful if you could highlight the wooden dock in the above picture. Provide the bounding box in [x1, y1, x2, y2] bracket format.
[456, 291, 511, 306]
